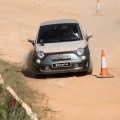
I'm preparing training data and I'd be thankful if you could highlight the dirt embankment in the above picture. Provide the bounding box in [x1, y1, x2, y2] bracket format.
[0, 0, 120, 120]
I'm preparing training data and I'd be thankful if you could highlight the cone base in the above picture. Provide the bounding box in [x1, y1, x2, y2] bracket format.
[96, 10, 101, 15]
[95, 74, 114, 78]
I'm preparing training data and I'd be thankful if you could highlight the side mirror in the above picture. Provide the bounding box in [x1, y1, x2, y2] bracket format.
[28, 38, 35, 46]
[86, 33, 93, 40]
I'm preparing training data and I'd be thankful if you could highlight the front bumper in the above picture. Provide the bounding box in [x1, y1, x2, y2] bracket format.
[33, 60, 89, 75]
[32, 51, 90, 75]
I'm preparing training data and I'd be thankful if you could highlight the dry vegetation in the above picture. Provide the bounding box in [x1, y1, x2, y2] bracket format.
[0, 59, 56, 120]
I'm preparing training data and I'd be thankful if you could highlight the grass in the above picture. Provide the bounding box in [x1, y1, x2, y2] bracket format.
[0, 85, 31, 120]
[0, 59, 57, 120]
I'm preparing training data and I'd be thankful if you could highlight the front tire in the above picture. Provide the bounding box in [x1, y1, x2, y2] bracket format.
[32, 64, 38, 78]
[86, 57, 93, 75]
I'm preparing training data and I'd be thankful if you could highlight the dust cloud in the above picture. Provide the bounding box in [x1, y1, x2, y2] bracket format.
[22, 49, 33, 77]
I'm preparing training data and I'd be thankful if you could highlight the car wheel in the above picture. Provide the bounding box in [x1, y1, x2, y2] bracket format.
[32, 65, 38, 78]
[87, 57, 93, 75]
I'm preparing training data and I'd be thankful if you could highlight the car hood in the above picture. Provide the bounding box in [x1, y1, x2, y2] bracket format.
[35, 40, 88, 53]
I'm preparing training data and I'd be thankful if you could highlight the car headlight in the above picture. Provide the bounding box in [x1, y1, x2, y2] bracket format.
[77, 48, 84, 55]
[37, 51, 45, 58]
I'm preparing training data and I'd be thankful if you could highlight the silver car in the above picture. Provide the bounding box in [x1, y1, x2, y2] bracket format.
[28, 19, 93, 77]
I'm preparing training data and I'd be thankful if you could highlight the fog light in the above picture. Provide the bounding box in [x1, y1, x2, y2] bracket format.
[36, 59, 41, 64]
[74, 63, 79, 68]
[81, 55, 86, 60]
[45, 66, 50, 71]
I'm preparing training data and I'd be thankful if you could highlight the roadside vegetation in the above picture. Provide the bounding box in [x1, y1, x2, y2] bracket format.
[0, 84, 31, 120]
[0, 59, 56, 120]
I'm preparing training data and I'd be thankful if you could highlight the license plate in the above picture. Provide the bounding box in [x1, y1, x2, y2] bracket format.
[52, 62, 71, 68]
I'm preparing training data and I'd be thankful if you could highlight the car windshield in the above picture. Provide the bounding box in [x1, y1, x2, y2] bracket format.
[37, 23, 83, 43]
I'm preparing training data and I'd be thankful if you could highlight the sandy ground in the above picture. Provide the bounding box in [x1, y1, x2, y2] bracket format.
[0, 0, 120, 119]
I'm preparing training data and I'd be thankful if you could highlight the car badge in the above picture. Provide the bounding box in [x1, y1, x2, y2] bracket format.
[59, 54, 63, 59]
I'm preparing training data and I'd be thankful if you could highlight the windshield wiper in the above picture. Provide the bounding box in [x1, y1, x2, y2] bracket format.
[60, 37, 80, 41]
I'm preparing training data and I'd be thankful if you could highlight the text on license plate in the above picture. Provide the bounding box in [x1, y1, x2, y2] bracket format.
[52, 62, 71, 68]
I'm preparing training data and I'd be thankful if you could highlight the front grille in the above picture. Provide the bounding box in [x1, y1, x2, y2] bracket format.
[52, 58, 71, 61]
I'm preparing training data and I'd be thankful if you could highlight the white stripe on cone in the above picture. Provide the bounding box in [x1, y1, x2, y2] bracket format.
[96, 2, 101, 10]
[101, 57, 107, 68]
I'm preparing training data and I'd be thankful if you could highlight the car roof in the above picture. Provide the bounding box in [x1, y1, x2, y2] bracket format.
[40, 19, 78, 26]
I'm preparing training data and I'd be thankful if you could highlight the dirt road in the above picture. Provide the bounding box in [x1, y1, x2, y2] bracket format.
[0, 0, 120, 119]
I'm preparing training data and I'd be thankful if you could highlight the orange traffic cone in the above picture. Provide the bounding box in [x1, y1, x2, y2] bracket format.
[96, 50, 114, 78]
[100, 50, 108, 75]
[96, 0, 101, 15]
